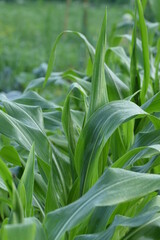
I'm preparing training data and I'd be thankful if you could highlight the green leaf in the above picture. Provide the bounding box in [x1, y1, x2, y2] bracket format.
[75, 100, 147, 194]
[75, 196, 160, 240]
[43, 32, 65, 87]
[142, 91, 160, 113]
[137, 0, 150, 103]
[0, 158, 23, 224]
[25, 217, 47, 240]
[18, 144, 35, 217]
[106, 47, 130, 72]
[89, 9, 108, 116]
[113, 144, 160, 169]
[86, 205, 116, 234]
[110, 120, 134, 162]
[45, 169, 59, 213]
[45, 145, 71, 212]
[9, 184, 24, 224]
[43, 110, 62, 132]
[130, 3, 140, 104]
[0, 158, 12, 195]
[154, 39, 160, 93]
[44, 30, 129, 102]
[43, 168, 160, 240]
[149, 0, 160, 21]
[133, 130, 160, 149]
[0, 101, 50, 163]
[14, 91, 57, 110]
[62, 83, 87, 180]
[3, 100, 44, 130]
[26, 73, 67, 92]
[124, 217, 160, 240]
[2, 222, 36, 240]
[45, 148, 64, 213]
[0, 146, 22, 166]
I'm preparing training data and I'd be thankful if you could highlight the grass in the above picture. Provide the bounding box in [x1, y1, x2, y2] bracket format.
[0, 0, 160, 239]
[0, 1, 126, 89]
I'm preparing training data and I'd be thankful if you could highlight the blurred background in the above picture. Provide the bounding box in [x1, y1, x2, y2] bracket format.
[0, 0, 159, 92]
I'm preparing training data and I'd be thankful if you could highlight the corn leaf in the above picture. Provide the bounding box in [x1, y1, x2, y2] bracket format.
[89, 9, 108, 116]
[44, 168, 160, 240]
[137, 0, 150, 103]
[75, 196, 160, 240]
[0, 158, 13, 195]
[43, 30, 129, 102]
[0, 146, 21, 166]
[18, 144, 35, 217]
[2, 222, 36, 240]
[75, 100, 147, 194]
[0, 101, 49, 163]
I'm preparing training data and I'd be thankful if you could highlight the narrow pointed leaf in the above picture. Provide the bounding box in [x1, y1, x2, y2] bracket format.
[0, 158, 12, 195]
[89, 9, 108, 116]
[18, 144, 35, 217]
[137, 0, 150, 103]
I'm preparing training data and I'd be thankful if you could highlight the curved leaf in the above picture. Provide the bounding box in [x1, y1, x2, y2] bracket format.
[75, 196, 160, 240]
[44, 29, 129, 101]
[113, 144, 160, 169]
[0, 101, 49, 163]
[75, 100, 147, 194]
[43, 168, 160, 240]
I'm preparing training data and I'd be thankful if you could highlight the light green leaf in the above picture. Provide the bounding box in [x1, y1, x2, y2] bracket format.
[2, 222, 36, 240]
[9, 184, 24, 224]
[142, 91, 160, 113]
[0, 158, 23, 224]
[25, 217, 47, 240]
[113, 144, 160, 169]
[0, 146, 22, 166]
[0, 158, 12, 195]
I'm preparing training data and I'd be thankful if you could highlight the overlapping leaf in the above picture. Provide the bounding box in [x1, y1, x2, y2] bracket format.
[44, 168, 160, 240]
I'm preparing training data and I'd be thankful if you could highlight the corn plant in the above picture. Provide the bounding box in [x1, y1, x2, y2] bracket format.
[0, 0, 160, 239]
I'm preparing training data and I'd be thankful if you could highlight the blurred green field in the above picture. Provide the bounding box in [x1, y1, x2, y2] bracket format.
[0, 1, 127, 90]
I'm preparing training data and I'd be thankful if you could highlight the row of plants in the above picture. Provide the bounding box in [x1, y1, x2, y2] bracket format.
[0, 2, 124, 90]
[0, 0, 160, 239]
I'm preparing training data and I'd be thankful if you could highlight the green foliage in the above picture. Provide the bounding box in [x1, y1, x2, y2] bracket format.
[0, 1, 160, 240]
[0, 2, 125, 90]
